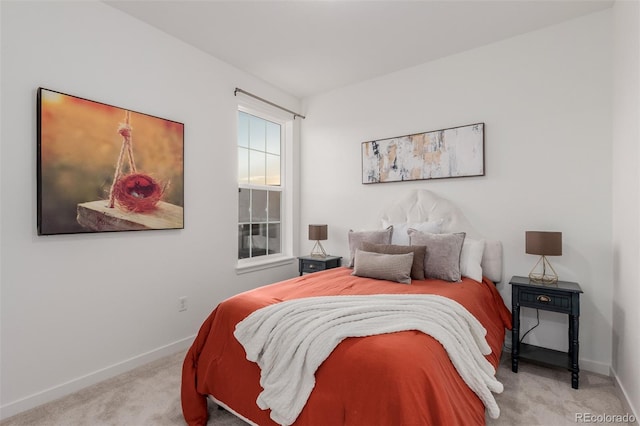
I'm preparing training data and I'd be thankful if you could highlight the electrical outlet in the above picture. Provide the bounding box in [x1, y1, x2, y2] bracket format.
[178, 296, 188, 312]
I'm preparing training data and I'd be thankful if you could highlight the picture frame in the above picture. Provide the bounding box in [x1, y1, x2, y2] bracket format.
[361, 123, 484, 184]
[37, 88, 184, 235]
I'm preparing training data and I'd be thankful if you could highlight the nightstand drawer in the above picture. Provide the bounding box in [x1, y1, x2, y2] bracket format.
[519, 289, 571, 314]
[298, 255, 342, 276]
[301, 260, 327, 273]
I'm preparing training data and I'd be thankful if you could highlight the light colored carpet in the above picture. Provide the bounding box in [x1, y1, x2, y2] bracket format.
[490, 355, 636, 426]
[1, 350, 635, 426]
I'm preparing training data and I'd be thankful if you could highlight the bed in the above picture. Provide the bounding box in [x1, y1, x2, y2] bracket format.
[182, 190, 512, 426]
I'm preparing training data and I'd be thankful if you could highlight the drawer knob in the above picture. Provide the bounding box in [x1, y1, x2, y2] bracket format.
[308, 264, 316, 269]
[537, 295, 552, 303]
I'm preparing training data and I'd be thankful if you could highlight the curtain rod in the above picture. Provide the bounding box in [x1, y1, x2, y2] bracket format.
[234, 88, 306, 120]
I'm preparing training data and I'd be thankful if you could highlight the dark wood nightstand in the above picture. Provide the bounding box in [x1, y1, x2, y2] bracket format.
[297, 255, 342, 276]
[510, 275, 583, 389]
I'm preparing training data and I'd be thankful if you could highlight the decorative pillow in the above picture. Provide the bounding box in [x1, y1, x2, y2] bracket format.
[460, 238, 485, 283]
[347, 226, 393, 267]
[360, 242, 427, 280]
[382, 220, 443, 246]
[408, 230, 466, 282]
[351, 249, 414, 284]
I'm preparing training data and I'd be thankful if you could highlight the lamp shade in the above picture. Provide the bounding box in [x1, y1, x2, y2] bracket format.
[526, 231, 562, 256]
[309, 224, 328, 241]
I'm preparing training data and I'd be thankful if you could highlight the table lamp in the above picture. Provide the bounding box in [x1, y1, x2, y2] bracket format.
[309, 224, 328, 257]
[526, 231, 562, 284]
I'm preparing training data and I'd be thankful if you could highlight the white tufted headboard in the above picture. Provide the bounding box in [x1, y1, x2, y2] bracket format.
[380, 189, 503, 283]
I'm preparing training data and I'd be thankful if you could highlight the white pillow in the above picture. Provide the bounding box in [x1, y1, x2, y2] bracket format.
[460, 238, 485, 282]
[382, 220, 443, 246]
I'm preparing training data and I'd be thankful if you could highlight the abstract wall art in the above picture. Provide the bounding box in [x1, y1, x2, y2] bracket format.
[37, 88, 184, 235]
[362, 123, 484, 184]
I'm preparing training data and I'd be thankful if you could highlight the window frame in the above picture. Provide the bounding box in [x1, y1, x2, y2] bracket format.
[236, 101, 294, 273]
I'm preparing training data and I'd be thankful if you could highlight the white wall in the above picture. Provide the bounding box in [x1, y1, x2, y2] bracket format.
[301, 11, 613, 374]
[0, 1, 300, 418]
[612, 0, 640, 416]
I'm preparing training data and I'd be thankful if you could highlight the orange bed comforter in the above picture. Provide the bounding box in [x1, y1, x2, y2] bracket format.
[182, 267, 511, 426]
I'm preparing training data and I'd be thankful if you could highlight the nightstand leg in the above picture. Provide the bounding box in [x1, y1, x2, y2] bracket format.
[570, 314, 580, 389]
[511, 302, 520, 373]
[568, 320, 573, 360]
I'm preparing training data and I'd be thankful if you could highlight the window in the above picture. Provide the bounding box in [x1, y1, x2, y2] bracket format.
[237, 109, 287, 262]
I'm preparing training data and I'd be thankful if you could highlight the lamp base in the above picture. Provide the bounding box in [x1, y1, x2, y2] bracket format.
[529, 255, 558, 284]
[528, 273, 558, 284]
[310, 240, 327, 258]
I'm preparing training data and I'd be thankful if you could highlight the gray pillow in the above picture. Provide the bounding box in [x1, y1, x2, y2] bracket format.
[360, 242, 426, 280]
[347, 226, 393, 267]
[351, 249, 414, 284]
[408, 230, 466, 282]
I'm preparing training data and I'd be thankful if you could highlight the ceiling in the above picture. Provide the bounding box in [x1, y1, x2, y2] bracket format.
[105, 1, 613, 99]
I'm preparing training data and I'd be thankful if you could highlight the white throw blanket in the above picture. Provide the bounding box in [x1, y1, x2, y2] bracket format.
[234, 294, 503, 425]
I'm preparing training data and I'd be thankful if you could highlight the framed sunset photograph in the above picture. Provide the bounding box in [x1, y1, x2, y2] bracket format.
[37, 88, 184, 235]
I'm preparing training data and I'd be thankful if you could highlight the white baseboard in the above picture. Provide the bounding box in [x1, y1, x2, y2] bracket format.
[611, 366, 639, 424]
[0, 335, 195, 421]
[580, 357, 612, 376]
